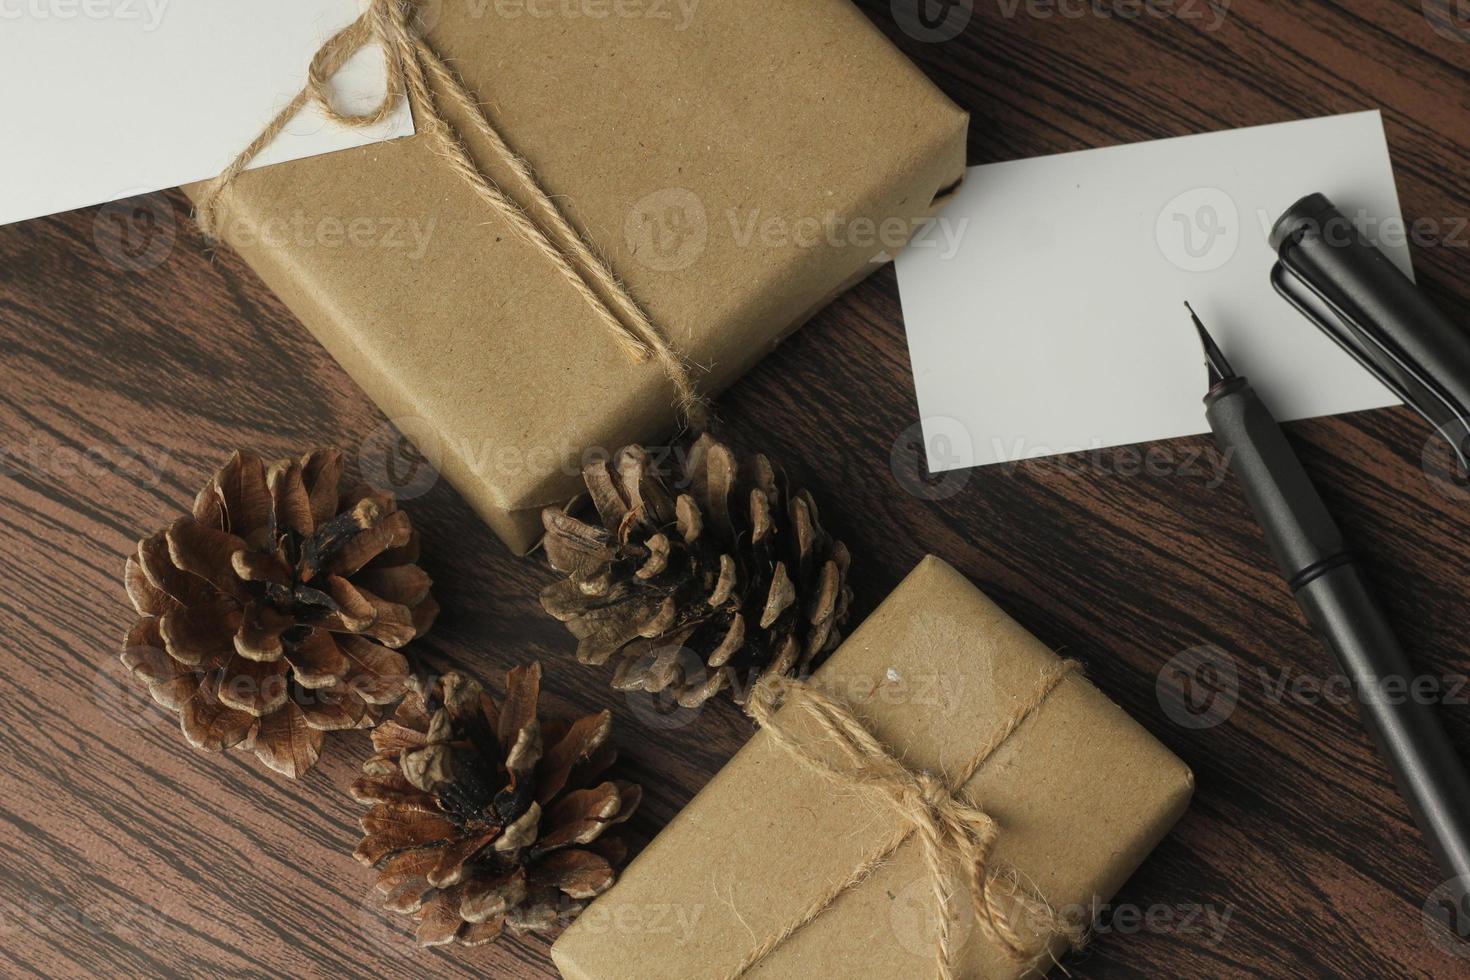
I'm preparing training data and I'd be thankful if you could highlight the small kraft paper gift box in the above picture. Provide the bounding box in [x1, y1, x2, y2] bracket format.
[185, 0, 968, 553]
[551, 556, 1194, 980]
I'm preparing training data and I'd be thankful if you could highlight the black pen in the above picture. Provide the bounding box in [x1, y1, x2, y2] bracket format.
[1188, 302, 1470, 893]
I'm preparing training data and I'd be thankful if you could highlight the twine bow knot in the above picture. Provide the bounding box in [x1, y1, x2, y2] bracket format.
[743, 661, 1085, 980]
[197, 0, 707, 426]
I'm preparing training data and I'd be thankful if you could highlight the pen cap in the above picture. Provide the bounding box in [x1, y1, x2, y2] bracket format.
[1270, 192, 1470, 471]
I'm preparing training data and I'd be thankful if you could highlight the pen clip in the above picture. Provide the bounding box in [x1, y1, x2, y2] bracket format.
[1271, 258, 1470, 475]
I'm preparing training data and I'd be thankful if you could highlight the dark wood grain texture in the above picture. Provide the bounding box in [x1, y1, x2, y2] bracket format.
[5, 1, 1470, 977]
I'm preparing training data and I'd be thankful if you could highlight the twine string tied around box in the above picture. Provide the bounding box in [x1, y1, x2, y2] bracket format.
[743, 658, 1088, 980]
[194, 0, 708, 428]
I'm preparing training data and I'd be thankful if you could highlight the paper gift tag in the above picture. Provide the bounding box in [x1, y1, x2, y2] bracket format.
[0, 0, 414, 227]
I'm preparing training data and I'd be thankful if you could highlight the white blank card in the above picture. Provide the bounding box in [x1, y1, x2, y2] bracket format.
[895, 111, 1407, 472]
[0, 1, 414, 228]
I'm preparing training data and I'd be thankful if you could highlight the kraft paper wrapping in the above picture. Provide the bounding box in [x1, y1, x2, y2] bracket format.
[551, 556, 1194, 980]
[183, 1, 968, 554]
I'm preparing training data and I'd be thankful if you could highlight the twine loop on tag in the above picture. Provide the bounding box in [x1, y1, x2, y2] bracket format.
[196, 0, 708, 428]
[742, 660, 1087, 980]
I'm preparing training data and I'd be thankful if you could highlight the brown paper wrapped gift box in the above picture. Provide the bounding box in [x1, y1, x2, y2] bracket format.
[551, 556, 1194, 979]
[184, 1, 968, 553]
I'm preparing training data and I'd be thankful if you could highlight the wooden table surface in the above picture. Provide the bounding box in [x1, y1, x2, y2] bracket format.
[7, 1, 1470, 977]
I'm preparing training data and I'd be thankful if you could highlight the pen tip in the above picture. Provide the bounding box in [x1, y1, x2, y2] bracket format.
[1185, 301, 1236, 387]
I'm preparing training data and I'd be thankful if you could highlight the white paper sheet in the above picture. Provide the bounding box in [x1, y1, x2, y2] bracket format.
[895, 111, 1408, 473]
[0, 1, 414, 227]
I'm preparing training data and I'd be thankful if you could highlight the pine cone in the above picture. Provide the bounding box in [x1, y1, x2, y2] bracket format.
[352, 664, 638, 947]
[120, 449, 438, 778]
[540, 433, 852, 708]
